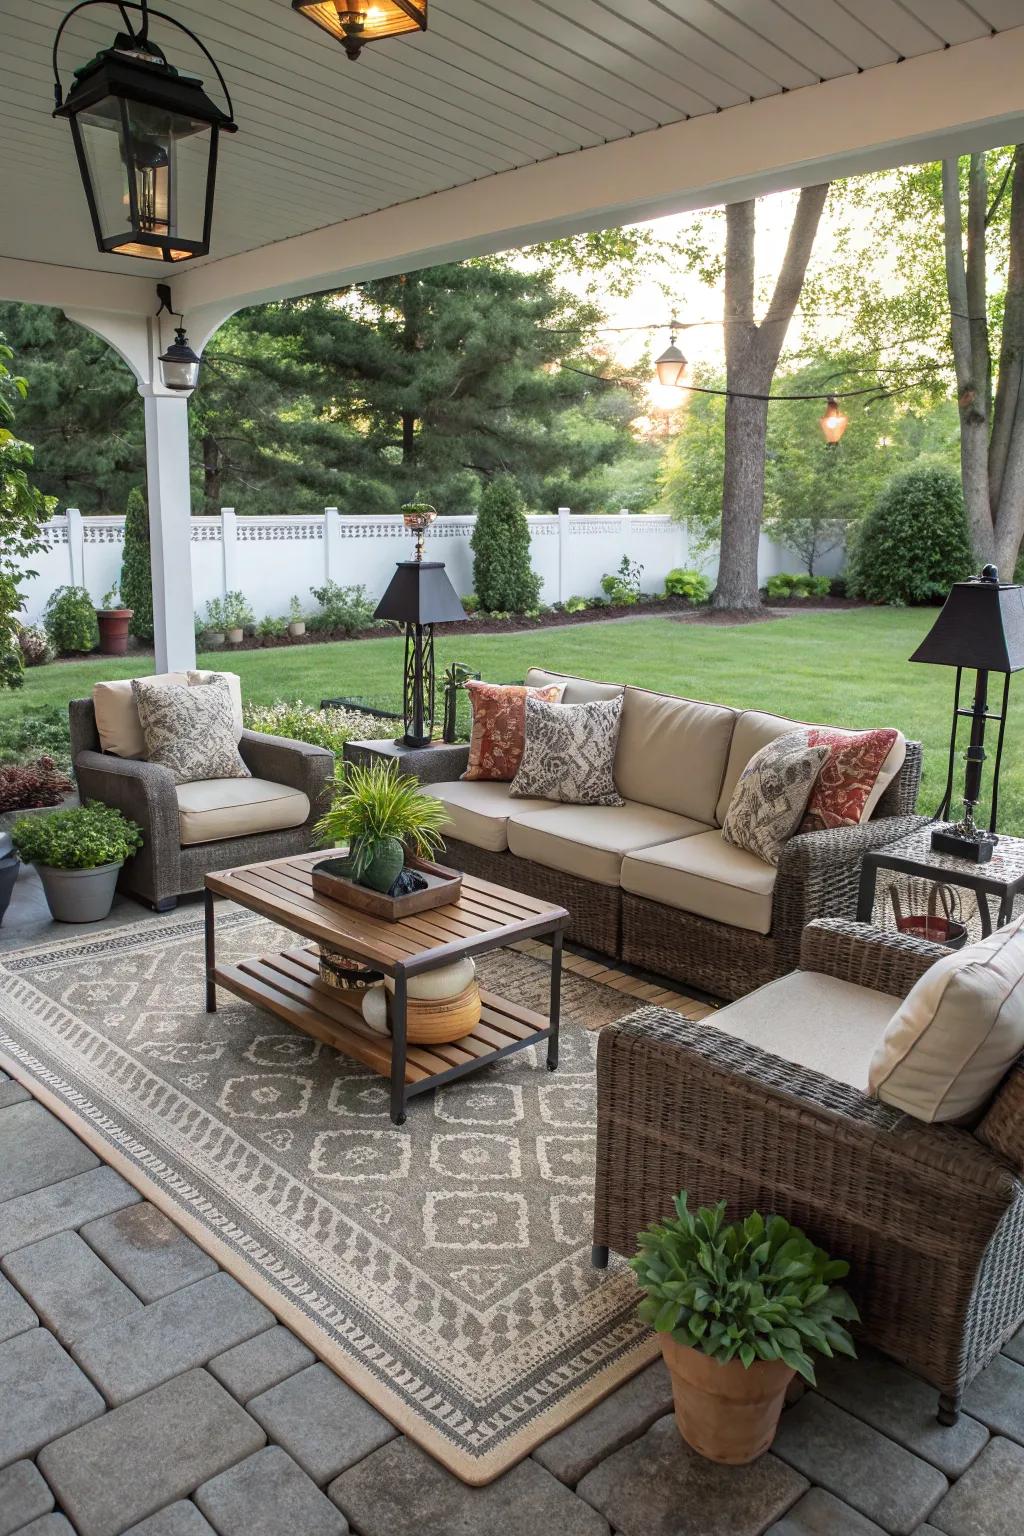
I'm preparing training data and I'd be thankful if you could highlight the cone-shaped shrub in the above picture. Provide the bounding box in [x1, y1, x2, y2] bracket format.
[470, 476, 541, 614]
[120, 486, 153, 640]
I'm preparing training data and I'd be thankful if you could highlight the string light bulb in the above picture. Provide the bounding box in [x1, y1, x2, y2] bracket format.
[654, 320, 687, 390]
[819, 395, 849, 445]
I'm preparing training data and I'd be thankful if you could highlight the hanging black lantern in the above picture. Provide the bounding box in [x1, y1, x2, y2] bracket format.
[292, 1, 428, 61]
[53, 1, 237, 264]
[155, 285, 200, 390]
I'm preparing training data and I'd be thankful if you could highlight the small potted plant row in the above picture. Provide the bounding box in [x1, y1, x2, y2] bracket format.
[10, 802, 143, 923]
[632, 1192, 858, 1464]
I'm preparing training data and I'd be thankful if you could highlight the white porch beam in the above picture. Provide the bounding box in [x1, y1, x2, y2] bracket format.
[0, 256, 153, 314]
[174, 29, 1024, 316]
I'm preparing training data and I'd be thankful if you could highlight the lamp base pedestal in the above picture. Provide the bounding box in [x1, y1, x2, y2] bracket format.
[930, 825, 997, 864]
[400, 731, 432, 749]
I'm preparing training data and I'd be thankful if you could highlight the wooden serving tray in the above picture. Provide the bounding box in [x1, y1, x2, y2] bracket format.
[310, 854, 463, 921]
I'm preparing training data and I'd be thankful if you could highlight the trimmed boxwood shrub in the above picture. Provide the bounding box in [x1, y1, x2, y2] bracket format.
[43, 585, 98, 655]
[847, 466, 973, 605]
[471, 476, 541, 614]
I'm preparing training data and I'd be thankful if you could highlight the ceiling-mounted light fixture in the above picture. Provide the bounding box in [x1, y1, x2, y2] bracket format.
[292, 1, 428, 60]
[53, 0, 237, 263]
[819, 395, 849, 445]
[654, 320, 687, 390]
[156, 283, 200, 391]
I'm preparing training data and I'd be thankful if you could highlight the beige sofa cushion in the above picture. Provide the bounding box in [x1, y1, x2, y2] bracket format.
[716, 709, 906, 826]
[713, 970, 901, 1090]
[93, 672, 189, 758]
[868, 917, 1024, 1123]
[424, 780, 554, 854]
[620, 828, 777, 935]
[507, 802, 707, 886]
[176, 777, 309, 846]
[614, 687, 736, 824]
[525, 668, 625, 705]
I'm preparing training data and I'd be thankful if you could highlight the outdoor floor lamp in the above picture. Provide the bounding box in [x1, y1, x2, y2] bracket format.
[910, 565, 1024, 862]
[374, 525, 466, 748]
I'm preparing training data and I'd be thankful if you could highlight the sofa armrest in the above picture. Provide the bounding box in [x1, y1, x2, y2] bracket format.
[342, 739, 470, 785]
[238, 731, 334, 817]
[73, 750, 181, 897]
[799, 917, 947, 998]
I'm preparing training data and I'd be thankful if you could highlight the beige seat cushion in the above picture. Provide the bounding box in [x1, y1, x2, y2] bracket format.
[524, 668, 625, 705]
[716, 709, 906, 826]
[507, 802, 708, 886]
[614, 687, 736, 825]
[93, 670, 243, 758]
[713, 970, 900, 1091]
[176, 777, 310, 846]
[868, 917, 1024, 1123]
[423, 780, 554, 854]
[621, 828, 777, 935]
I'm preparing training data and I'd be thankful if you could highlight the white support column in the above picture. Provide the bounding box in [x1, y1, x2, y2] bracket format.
[144, 393, 196, 672]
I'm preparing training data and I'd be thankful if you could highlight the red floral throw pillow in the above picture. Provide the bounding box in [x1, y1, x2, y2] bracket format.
[462, 681, 565, 782]
[800, 726, 900, 832]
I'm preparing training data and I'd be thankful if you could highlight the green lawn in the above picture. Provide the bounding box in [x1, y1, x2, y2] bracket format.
[4, 609, 1018, 830]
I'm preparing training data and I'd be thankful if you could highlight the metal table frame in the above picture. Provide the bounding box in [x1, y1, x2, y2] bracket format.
[857, 833, 1024, 938]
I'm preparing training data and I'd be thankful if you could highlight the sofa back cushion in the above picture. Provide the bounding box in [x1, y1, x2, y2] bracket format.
[614, 687, 736, 824]
[975, 1061, 1024, 1170]
[524, 668, 624, 705]
[715, 709, 906, 828]
[93, 671, 244, 759]
[868, 916, 1024, 1123]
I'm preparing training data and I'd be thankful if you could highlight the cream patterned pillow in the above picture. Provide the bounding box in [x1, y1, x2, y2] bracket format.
[509, 695, 624, 805]
[132, 677, 250, 786]
[721, 730, 829, 866]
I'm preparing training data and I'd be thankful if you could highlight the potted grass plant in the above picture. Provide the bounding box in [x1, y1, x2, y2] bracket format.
[313, 757, 449, 895]
[201, 597, 226, 647]
[223, 590, 254, 645]
[95, 581, 134, 656]
[10, 801, 143, 923]
[287, 594, 306, 639]
[631, 1193, 859, 1465]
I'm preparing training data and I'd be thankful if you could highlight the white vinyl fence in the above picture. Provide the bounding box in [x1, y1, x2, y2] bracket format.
[18, 508, 843, 627]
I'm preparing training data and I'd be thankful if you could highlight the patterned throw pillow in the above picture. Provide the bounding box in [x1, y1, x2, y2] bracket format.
[800, 726, 900, 832]
[722, 731, 830, 866]
[132, 677, 250, 786]
[510, 695, 625, 805]
[462, 680, 565, 782]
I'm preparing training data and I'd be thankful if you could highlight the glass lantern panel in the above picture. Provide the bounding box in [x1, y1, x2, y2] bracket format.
[172, 123, 215, 244]
[160, 356, 199, 390]
[76, 97, 132, 243]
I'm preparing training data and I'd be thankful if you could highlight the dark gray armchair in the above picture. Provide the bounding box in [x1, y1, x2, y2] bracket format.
[70, 698, 334, 911]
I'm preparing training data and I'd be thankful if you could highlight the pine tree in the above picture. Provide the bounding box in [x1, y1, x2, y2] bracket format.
[471, 476, 541, 612]
[120, 486, 153, 641]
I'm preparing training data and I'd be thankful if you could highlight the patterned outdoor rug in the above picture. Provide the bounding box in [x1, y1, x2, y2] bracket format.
[0, 907, 711, 1483]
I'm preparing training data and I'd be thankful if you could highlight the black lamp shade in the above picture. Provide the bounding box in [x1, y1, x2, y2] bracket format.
[910, 576, 1024, 674]
[374, 562, 467, 625]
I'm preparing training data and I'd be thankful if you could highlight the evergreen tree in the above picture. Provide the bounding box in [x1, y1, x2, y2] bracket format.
[471, 476, 541, 612]
[120, 486, 153, 641]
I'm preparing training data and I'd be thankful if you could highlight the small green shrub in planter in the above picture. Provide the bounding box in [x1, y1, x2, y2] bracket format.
[665, 568, 712, 603]
[43, 585, 98, 656]
[313, 758, 449, 893]
[11, 801, 143, 923]
[223, 590, 254, 640]
[847, 465, 973, 605]
[201, 597, 226, 644]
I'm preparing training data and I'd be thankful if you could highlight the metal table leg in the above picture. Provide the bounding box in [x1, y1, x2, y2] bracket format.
[547, 927, 562, 1072]
[390, 968, 408, 1125]
[204, 887, 217, 1014]
[856, 855, 878, 924]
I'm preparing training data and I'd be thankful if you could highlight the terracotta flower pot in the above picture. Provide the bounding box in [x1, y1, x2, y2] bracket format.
[96, 608, 133, 656]
[661, 1335, 795, 1464]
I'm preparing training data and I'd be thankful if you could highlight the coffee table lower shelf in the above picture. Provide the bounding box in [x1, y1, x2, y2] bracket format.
[212, 945, 552, 1095]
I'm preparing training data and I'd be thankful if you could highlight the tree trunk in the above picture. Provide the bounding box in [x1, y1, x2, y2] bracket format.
[717, 395, 770, 608]
[401, 410, 416, 464]
[203, 434, 222, 509]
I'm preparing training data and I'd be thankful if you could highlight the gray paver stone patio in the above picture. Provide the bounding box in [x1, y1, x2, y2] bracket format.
[928, 1435, 1024, 1536]
[772, 1395, 947, 1535]
[122, 1503, 216, 1535]
[208, 1325, 314, 1404]
[70, 1272, 274, 1404]
[15, 1519, 75, 1536]
[195, 1445, 348, 1536]
[574, 1414, 807, 1536]
[0, 1326, 104, 1468]
[532, 1359, 674, 1486]
[960, 1353, 1024, 1444]
[766, 1486, 887, 1534]
[813, 1348, 989, 1476]
[0, 1102, 98, 1204]
[247, 1362, 397, 1486]
[1, 1229, 142, 1345]
[81, 1202, 218, 1303]
[0, 1458, 54, 1535]
[0, 1167, 139, 1258]
[0, 1270, 36, 1345]
[330, 1436, 610, 1536]
[37, 1368, 266, 1536]
[0, 1079, 30, 1110]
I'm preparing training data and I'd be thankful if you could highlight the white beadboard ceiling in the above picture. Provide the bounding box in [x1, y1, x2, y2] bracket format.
[1, 0, 1022, 279]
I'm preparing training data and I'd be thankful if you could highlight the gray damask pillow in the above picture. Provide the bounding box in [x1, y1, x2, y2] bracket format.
[721, 730, 829, 866]
[132, 676, 250, 786]
[510, 695, 624, 805]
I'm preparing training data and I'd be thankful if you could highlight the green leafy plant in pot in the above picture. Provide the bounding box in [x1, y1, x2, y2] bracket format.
[10, 801, 143, 923]
[313, 758, 449, 894]
[631, 1193, 858, 1464]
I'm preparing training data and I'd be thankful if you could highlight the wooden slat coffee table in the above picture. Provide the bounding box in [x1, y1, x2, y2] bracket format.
[204, 850, 569, 1124]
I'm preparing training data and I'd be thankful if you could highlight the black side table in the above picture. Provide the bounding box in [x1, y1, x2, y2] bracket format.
[342, 737, 468, 785]
[857, 825, 1024, 937]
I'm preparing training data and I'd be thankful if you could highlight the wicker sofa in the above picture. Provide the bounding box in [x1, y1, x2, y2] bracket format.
[347, 669, 923, 999]
[70, 687, 333, 910]
[592, 918, 1024, 1421]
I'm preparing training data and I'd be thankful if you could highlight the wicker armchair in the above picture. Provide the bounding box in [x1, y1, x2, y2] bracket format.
[70, 697, 334, 911]
[593, 917, 1024, 1422]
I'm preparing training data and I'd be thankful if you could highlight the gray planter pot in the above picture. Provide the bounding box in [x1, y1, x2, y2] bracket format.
[0, 852, 18, 926]
[35, 861, 121, 923]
